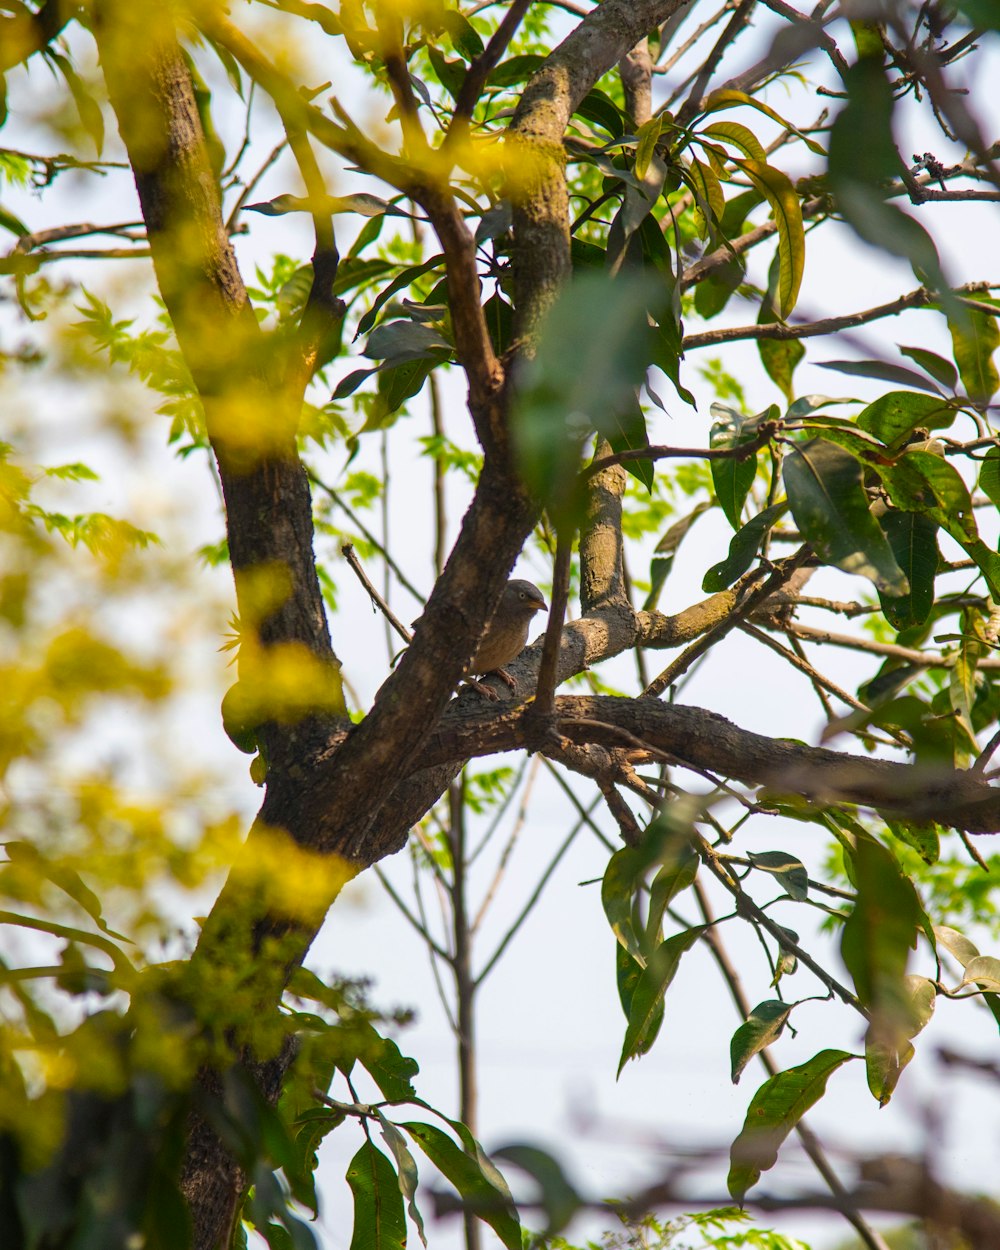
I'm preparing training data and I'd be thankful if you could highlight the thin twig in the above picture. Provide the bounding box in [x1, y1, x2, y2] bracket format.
[342, 543, 413, 644]
[645, 549, 812, 697]
[311, 471, 425, 602]
[737, 620, 870, 715]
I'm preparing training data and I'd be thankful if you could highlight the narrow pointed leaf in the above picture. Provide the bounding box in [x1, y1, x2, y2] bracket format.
[949, 304, 1000, 405]
[400, 1123, 520, 1250]
[618, 928, 703, 1074]
[877, 511, 938, 630]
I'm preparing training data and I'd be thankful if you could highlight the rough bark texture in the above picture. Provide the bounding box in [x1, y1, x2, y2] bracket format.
[86, 0, 1000, 1246]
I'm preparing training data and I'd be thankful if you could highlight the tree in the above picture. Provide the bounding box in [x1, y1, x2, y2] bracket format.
[2, 1, 1000, 1248]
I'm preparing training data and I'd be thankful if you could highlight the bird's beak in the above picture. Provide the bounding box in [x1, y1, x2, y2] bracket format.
[530, 594, 548, 613]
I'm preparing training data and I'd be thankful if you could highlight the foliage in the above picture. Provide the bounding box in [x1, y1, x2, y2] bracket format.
[2, 2, 1000, 1250]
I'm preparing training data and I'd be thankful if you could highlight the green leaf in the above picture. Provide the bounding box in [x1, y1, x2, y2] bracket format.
[374, 1112, 426, 1247]
[817, 358, 944, 396]
[841, 835, 922, 1009]
[951, 0, 1000, 29]
[702, 500, 789, 592]
[488, 54, 545, 86]
[885, 817, 940, 865]
[634, 116, 665, 181]
[608, 397, 653, 492]
[644, 847, 699, 951]
[401, 1123, 520, 1250]
[783, 439, 908, 595]
[737, 159, 805, 318]
[493, 1144, 580, 1236]
[727, 1051, 854, 1201]
[700, 89, 827, 156]
[47, 51, 105, 155]
[618, 928, 703, 1075]
[573, 88, 629, 139]
[512, 272, 660, 518]
[645, 500, 713, 610]
[898, 345, 958, 391]
[441, 9, 484, 59]
[934, 924, 979, 967]
[876, 511, 938, 630]
[709, 404, 763, 530]
[979, 446, 1000, 509]
[960, 955, 1000, 992]
[758, 316, 804, 404]
[746, 850, 808, 901]
[730, 1000, 794, 1085]
[700, 120, 766, 163]
[346, 1143, 406, 1250]
[602, 846, 647, 962]
[356, 255, 445, 336]
[829, 60, 947, 290]
[949, 304, 1000, 405]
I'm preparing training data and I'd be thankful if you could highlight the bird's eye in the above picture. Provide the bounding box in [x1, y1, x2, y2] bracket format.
[519, 592, 525, 599]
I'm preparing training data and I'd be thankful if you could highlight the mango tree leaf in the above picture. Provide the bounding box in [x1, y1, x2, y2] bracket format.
[948, 304, 1000, 405]
[884, 816, 940, 865]
[700, 120, 766, 162]
[979, 446, 1000, 509]
[951, 0, 1000, 28]
[356, 255, 445, 336]
[644, 846, 699, 951]
[488, 54, 546, 86]
[709, 404, 766, 529]
[618, 928, 704, 1075]
[345, 1142, 406, 1250]
[728, 1050, 854, 1202]
[876, 511, 938, 630]
[493, 1144, 581, 1236]
[730, 1000, 794, 1084]
[841, 835, 922, 1009]
[634, 116, 665, 181]
[758, 314, 804, 403]
[960, 955, 1000, 993]
[746, 850, 808, 901]
[817, 358, 944, 396]
[898, 345, 957, 390]
[829, 58, 948, 292]
[374, 1112, 426, 1247]
[512, 272, 660, 518]
[400, 1122, 520, 1250]
[363, 321, 451, 361]
[602, 847, 647, 962]
[934, 924, 979, 967]
[645, 500, 713, 610]
[616, 942, 661, 1055]
[783, 438, 908, 595]
[700, 88, 826, 156]
[864, 972, 936, 1106]
[856, 390, 957, 444]
[737, 159, 805, 318]
[702, 500, 789, 592]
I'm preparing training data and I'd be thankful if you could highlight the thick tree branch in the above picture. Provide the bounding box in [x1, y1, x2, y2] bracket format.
[415, 695, 1000, 833]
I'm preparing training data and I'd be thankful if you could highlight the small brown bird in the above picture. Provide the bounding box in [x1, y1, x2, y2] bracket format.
[469, 578, 547, 694]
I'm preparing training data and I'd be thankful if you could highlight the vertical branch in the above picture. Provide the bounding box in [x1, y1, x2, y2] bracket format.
[620, 37, 653, 124]
[448, 778, 482, 1250]
[532, 527, 573, 720]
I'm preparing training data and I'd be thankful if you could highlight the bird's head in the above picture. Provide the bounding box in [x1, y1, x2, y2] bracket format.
[503, 579, 547, 617]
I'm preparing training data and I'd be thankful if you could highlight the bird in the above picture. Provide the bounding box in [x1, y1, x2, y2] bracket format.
[468, 578, 547, 695]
